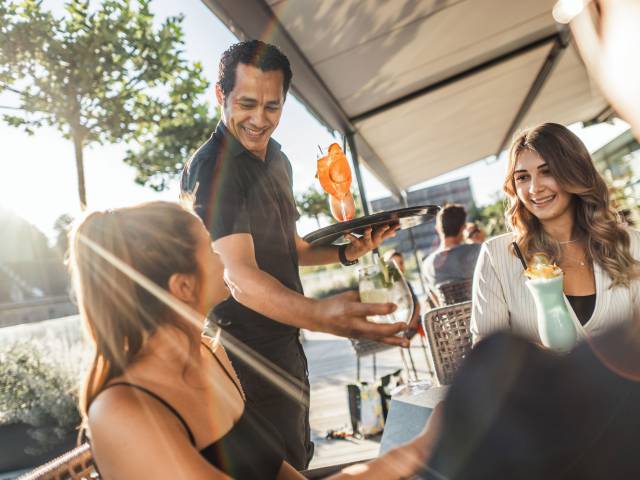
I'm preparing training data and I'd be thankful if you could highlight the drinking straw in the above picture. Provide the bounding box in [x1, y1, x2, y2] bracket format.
[340, 198, 347, 222]
[317, 145, 324, 155]
[511, 241, 528, 270]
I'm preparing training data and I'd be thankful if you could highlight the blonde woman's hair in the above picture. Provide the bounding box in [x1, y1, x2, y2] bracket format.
[68, 201, 203, 425]
[503, 123, 640, 286]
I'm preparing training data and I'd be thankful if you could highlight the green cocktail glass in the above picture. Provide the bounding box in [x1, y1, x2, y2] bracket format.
[525, 274, 577, 353]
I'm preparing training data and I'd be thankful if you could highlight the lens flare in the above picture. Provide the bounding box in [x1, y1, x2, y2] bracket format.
[78, 234, 308, 406]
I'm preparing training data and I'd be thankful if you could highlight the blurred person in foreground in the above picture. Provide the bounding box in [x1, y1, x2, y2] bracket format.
[471, 123, 640, 345]
[180, 40, 401, 468]
[421, 204, 481, 289]
[563, 0, 640, 137]
[70, 201, 438, 479]
[420, 326, 640, 479]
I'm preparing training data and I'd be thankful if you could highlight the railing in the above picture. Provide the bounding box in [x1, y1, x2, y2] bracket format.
[0, 296, 77, 328]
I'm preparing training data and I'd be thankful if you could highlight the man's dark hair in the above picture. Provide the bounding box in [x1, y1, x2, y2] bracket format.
[437, 204, 467, 237]
[217, 40, 292, 98]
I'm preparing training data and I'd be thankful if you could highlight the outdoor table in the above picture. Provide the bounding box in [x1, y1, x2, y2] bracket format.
[379, 386, 449, 454]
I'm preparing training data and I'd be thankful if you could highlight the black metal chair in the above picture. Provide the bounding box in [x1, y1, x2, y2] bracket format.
[349, 338, 397, 381]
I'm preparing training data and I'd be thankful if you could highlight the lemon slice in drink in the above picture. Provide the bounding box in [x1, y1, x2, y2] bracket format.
[360, 288, 391, 304]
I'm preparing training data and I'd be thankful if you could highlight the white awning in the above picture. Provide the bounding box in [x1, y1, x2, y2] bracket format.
[202, 0, 608, 197]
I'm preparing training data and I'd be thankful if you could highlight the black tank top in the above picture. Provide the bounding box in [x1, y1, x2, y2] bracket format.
[103, 346, 285, 479]
[566, 294, 596, 326]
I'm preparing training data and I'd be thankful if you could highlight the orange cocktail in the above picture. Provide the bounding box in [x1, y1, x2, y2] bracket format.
[317, 143, 355, 221]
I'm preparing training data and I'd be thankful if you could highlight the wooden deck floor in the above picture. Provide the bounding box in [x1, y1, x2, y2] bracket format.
[303, 331, 434, 469]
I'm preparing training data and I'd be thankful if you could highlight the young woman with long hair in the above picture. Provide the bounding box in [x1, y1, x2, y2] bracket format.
[69, 201, 439, 479]
[471, 123, 640, 344]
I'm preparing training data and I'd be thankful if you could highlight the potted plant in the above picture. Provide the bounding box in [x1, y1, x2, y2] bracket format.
[0, 336, 84, 472]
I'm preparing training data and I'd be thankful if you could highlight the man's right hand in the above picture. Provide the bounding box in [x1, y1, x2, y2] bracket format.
[313, 290, 410, 347]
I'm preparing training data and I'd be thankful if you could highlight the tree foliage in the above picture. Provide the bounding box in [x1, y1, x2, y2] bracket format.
[52, 213, 73, 256]
[0, 339, 83, 453]
[469, 195, 508, 238]
[296, 185, 331, 228]
[0, 0, 218, 205]
[296, 183, 366, 229]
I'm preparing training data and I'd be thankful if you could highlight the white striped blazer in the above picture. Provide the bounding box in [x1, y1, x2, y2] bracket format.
[471, 228, 640, 345]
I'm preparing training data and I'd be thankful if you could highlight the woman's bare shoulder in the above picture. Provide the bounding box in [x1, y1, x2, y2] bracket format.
[88, 383, 155, 434]
[87, 384, 219, 479]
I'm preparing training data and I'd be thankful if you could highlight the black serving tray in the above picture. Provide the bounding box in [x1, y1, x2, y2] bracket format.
[302, 205, 440, 246]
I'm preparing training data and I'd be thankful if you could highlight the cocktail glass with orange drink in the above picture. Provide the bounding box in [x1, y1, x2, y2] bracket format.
[317, 143, 356, 222]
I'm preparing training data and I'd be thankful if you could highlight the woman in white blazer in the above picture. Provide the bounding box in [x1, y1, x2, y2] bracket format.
[471, 123, 640, 345]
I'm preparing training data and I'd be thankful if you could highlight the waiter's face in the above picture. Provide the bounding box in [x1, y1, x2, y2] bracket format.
[216, 64, 285, 160]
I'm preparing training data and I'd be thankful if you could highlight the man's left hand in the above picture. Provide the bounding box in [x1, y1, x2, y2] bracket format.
[344, 224, 399, 261]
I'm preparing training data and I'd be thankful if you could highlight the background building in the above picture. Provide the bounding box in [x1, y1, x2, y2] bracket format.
[591, 129, 640, 226]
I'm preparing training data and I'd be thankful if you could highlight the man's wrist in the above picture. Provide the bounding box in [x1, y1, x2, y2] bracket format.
[344, 244, 358, 261]
[307, 298, 327, 332]
[338, 244, 359, 266]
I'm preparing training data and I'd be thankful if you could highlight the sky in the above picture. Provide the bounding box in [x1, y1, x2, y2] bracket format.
[0, 0, 631, 241]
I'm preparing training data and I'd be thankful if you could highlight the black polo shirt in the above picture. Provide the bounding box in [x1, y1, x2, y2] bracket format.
[181, 122, 303, 348]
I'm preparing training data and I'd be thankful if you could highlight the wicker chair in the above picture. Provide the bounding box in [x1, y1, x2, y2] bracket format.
[423, 301, 473, 385]
[17, 443, 98, 480]
[433, 278, 473, 306]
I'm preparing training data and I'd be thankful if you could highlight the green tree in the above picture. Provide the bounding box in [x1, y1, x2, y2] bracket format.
[473, 195, 508, 238]
[352, 188, 364, 218]
[296, 185, 331, 228]
[296, 183, 366, 228]
[0, 0, 217, 207]
[53, 213, 73, 256]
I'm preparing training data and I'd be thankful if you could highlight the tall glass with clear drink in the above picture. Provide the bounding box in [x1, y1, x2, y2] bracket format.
[358, 263, 413, 325]
[358, 257, 432, 395]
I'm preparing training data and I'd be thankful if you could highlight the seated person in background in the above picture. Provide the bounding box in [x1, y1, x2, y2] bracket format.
[70, 201, 437, 480]
[464, 222, 486, 244]
[421, 204, 481, 289]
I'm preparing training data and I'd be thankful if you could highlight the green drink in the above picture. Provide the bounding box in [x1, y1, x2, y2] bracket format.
[525, 255, 577, 353]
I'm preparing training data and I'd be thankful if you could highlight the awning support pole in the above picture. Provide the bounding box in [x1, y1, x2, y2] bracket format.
[401, 192, 428, 295]
[346, 133, 370, 216]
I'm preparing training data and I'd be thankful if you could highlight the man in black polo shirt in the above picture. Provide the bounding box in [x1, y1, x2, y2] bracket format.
[181, 40, 404, 470]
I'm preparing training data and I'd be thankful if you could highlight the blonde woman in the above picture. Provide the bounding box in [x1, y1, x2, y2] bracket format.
[70, 201, 439, 480]
[471, 123, 640, 344]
